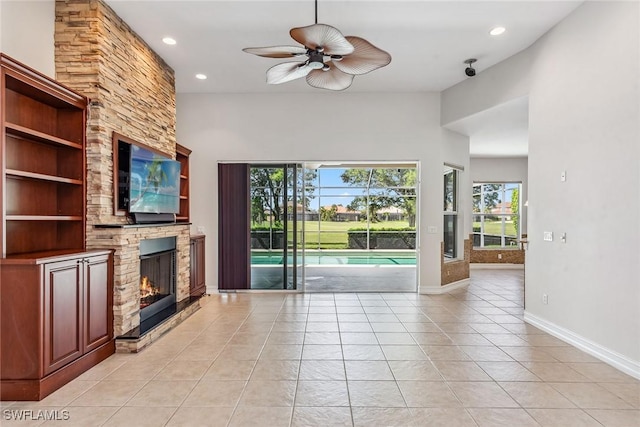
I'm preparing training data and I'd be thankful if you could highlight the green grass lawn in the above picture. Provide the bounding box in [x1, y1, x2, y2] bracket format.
[252, 220, 414, 249]
[473, 220, 518, 237]
[253, 219, 518, 250]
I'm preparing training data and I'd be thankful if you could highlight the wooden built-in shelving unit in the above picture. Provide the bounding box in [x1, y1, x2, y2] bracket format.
[1, 53, 86, 257]
[1, 53, 114, 401]
[176, 143, 191, 222]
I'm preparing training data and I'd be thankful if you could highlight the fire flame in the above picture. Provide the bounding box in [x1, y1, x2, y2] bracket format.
[140, 276, 160, 299]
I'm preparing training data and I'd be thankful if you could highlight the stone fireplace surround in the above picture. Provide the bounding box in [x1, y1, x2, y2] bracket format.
[90, 223, 192, 352]
[54, 1, 193, 352]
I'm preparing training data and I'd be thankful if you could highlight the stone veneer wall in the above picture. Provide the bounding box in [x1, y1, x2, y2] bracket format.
[92, 226, 191, 335]
[54, 0, 188, 337]
[469, 234, 525, 264]
[441, 239, 471, 285]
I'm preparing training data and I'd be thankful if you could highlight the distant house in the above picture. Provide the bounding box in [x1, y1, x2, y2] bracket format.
[376, 206, 404, 221]
[490, 202, 513, 219]
[286, 202, 318, 221]
[322, 205, 360, 222]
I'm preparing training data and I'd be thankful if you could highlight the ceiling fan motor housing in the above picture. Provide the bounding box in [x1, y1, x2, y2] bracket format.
[308, 50, 326, 69]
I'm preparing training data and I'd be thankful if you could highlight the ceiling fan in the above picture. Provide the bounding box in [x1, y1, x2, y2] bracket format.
[242, 0, 391, 91]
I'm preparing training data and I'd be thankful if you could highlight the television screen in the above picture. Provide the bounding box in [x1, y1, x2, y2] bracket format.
[128, 144, 180, 214]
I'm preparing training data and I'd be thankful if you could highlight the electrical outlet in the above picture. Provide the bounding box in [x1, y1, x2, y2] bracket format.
[196, 226, 205, 235]
[544, 231, 553, 242]
[498, 253, 502, 260]
[542, 294, 548, 305]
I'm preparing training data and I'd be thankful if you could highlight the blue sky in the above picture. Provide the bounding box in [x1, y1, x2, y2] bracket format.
[306, 168, 358, 211]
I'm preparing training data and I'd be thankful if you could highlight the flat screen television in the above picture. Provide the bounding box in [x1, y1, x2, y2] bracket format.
[128, 144, 181, 214]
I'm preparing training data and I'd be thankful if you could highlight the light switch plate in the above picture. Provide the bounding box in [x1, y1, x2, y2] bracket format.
[543, 231, 553, 241]
[427, 226, 438, 234]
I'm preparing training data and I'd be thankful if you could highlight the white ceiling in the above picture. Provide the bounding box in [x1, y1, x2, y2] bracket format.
[104, 0, 582, 156]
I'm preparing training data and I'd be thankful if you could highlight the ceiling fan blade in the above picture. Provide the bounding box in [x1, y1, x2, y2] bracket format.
[266, 61, 312, 85]
[290, 24, 354, 55]
[306, 66, 354, 91]
[243, 46, 307, 58]
[333, 36, 391, 75]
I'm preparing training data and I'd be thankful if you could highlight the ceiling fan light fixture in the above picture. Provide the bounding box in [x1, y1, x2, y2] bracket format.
[308, 61, 325, 70]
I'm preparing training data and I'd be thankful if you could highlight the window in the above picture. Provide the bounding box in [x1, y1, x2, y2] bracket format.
[472, 182, 521, 248]
[443, 168, 458, 259]
[307, 166, 417, 250]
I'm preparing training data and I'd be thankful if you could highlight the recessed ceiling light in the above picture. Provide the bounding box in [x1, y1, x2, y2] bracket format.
[195, 74, 207, 80]
[490, 26, 506, 36]
[162, 37, 177, 45]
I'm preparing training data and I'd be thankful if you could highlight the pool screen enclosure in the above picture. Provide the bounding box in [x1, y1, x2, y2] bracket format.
[219, 162, 418, 292]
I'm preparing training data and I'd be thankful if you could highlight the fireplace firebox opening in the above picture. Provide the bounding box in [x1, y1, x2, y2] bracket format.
[139, 237, 177, 322]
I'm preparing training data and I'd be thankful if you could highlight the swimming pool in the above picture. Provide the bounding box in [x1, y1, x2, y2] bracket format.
[251, 251, 416, 266]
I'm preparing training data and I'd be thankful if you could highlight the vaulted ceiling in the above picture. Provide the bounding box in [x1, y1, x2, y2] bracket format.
[105, 0, 583, 156]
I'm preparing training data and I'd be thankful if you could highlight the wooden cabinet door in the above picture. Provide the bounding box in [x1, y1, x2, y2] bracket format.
[190, 236, 206, 297]
[43, 258, 83, 375]
[190, 239, 197, 293]
[83, 254, 112, 353]
[195, 237, 206, 293]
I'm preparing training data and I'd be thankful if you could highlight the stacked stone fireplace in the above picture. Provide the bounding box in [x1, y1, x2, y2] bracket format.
[54, 1, 196, 351]
[89, 225, 191, 343]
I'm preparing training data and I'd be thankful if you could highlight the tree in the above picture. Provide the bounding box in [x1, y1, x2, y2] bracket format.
[251, 167, 284, 226]
[250, 166, 317, 227]
[340, 168, 417, 226]
[320, 204, 338, 222]
[472, 184, 502, 214]
[511, 188, 519, 236]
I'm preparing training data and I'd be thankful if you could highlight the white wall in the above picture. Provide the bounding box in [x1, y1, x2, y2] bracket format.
[525, 1, 639, 369]
[471, 157, 528, 234]
[177, 92, 459, 293]
[440, 48, 533, 127]
[442, 1, 639, 375]
[0, 0, 55, 77]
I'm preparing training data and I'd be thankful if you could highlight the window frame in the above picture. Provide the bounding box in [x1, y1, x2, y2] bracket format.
[443, 168, 458, 259]
[472, 182, 521, 249]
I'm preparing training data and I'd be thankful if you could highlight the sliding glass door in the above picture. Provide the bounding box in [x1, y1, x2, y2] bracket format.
[250, 164, 303, 290]
[219, 162, 417, 292]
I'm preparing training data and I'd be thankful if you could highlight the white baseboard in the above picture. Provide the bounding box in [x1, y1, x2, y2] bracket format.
[420, 278, 470, 294]
[524, 311, 640, 380]
[470, 263, 524, 270]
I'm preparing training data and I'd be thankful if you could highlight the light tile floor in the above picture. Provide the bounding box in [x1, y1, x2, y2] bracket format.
[2, 270, 638, 426]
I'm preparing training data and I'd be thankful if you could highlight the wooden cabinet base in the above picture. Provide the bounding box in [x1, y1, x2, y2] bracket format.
[1, 339, 114, 401]
[190, 235, 206, 297]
